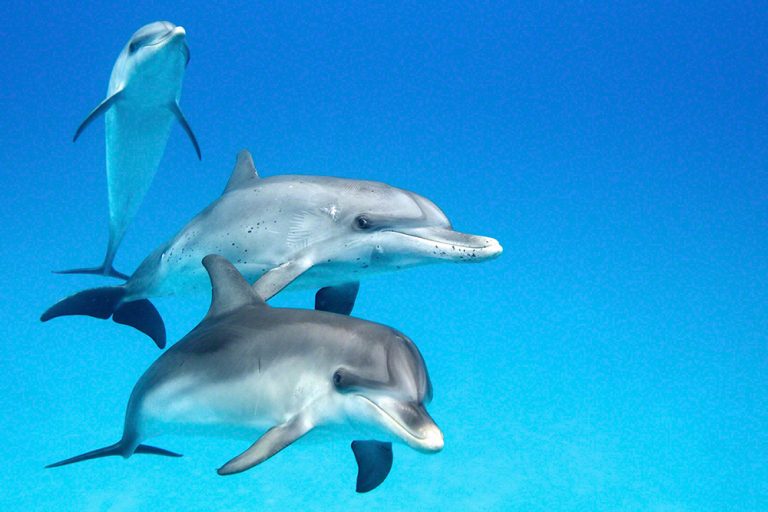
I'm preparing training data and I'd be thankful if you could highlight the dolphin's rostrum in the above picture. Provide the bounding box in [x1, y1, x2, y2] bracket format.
[47, 255, 443, 493]
[60, 21, 200, 280]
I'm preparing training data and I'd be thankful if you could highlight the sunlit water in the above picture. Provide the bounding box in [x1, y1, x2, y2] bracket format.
[1, 2, 766, 511]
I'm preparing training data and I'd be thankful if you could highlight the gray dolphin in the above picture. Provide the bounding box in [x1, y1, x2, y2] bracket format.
[47, 255, 443, 493]
[60, 21, 201, 280]
[42, 150, 502, 347]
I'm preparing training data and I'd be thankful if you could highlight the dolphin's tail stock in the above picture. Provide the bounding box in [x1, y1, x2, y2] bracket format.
[46, 441, 181, 469]
[40, 286, 166, 348]
[54, 264, 129, 281]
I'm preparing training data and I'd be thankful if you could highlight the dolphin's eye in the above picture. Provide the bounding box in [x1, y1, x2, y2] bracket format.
[355, 215, 371, 230]
[333, 370, 344, 386]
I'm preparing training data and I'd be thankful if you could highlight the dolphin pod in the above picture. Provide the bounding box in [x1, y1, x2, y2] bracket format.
[47, 255, 442, 493]
[59, 21, 200, 280]
[44, 21, 502, 494]
[42, 149, 502, 348]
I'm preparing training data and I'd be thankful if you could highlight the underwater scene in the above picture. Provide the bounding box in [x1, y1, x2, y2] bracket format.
[1, 2, 766, 511]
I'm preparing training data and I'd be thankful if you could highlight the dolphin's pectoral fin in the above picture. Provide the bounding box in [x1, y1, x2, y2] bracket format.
[351, 440, 393, 493]
[252, 256, 315, 302]
[217, 415, 312, 475]
[73, 90, 123, 142]
[315, 282, 360, 315]
[169, 101, 201, 160]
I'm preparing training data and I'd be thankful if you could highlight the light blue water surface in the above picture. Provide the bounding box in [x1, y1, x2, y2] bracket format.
[1, 2, 766, 511]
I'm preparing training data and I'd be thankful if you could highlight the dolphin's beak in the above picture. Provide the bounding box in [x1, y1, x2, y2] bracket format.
[169, 26, 186, 40]
[385, 226, 503, 263]
[167, 27, 190, 66]
[359, 396, 444, 453]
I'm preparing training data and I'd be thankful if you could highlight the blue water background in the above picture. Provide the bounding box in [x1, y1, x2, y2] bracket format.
[1, 2, 766, 510]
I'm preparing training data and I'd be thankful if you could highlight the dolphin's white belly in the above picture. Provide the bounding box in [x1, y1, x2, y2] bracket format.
[138, 257, 385, 300]
[105, 105, 175, 242]
[139, 359, 344, 436]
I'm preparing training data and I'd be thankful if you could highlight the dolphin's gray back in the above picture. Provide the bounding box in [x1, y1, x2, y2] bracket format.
[133, 305, 395, 401]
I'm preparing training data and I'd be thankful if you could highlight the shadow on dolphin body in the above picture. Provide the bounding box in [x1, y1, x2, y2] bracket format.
[58, 21, 200, 280]
[46, 255, 443, 493]
[42, 150, 502, 348]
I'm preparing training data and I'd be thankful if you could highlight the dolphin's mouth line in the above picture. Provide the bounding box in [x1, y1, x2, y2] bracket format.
[356, 395, 428, 441]
[144, 32, 174, 48]
[385, 229, 494, 251]
[145, 30, 190, 65]
[145, 30, 184, 49]
[142, 35, 171, 48]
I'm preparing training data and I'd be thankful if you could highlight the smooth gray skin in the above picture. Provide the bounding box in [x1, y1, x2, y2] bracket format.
[123, 149, 502, 302]
[64, 21, 199, 279]
[51, 255, 443, 476]
[41, 148, 502, 348]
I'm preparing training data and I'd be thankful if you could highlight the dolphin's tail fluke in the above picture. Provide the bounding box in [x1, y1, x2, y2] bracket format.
[46, 441, 182, 469]
[54, 264, 129, 281]
[40, 286, 166, 348]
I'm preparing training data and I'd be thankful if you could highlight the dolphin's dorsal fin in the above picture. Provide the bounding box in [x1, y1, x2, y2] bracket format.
[73, 90, 124, 142]
[202, 255, 264, 318]
[224, 150, 259, 193]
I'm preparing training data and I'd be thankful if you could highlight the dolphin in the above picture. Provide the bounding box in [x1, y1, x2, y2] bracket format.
[60, 21, 201, 280]
[47, 255, 443, 493]
[41, 150, 502, 348]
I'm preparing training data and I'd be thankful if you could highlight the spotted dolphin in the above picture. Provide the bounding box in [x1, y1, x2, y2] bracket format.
[42, 150, 502, 347]
[47, 255, 443, 493]
[60, 21, 201, 280]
